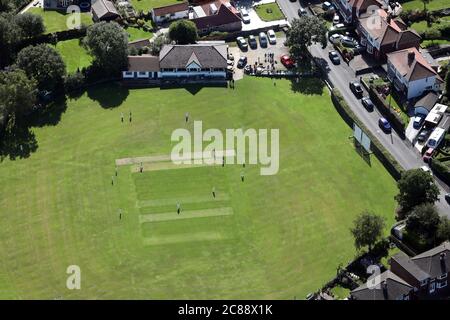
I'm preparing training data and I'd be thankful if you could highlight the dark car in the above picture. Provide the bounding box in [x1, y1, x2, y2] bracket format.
[361, 96, 374, 111]
[248, 35, 257, 49]
[237, 56, 247, 68]
[349, 81, 363, 98]
[298, 8, 307, 16]
[378, 117, 391, 133]
[417, 129, 430, 143]
[328, 50, 340, 64]
[445, 193, 450, 203]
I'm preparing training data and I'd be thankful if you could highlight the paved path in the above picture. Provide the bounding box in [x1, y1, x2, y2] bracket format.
[20, 0, 41, 14]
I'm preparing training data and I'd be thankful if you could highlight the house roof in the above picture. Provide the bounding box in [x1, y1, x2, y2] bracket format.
[412, 241, 450, 279]
[391, 251, 430, 282]
[127, 55, 160, 72]
[396, 30, 421, 47]
[387, 47, 441, 82]
[359, 9, 401, 44]
[159, 43, 227, 69]
[351, 270, 413, 300]
[152, 2, 189, 17]
[192, 3, 241, 30]
[91, 0, 118, 19]
[349, 0, 382, 11]
[414, 92, 439, 112]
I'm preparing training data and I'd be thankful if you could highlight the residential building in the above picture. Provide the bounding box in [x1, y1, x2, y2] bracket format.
[332, 0, 383, 24]
[387, 47, 443, 100]
[413, 92, 438, 117]
[357, 9, 421, 60]
[350, 270, 413, 300]
[390, 242, 450, 299]
[190, 0, 242, 35]
[122, 43, 228, 83]
[151, 2, 189, 25]
[91, 0, 119, 21]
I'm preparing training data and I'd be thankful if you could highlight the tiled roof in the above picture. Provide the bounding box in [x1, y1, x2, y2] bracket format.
[387, 47, 440, 82]
[351, 270, 413, 300]
[192, 3, 241, 30]
[152, 2, 189, 17]
[412, 241, 450, 279]
[128, 55, 160, 72]
[159, 43, 227, 69]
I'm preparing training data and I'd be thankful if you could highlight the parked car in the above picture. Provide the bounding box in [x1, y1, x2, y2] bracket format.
[280, 55, 295, 68]
[329, 33, 342, 44]
[333, 14, 340, 24]
[417, 129, 431, 143]
[227, 59, 234, 66]
[329, 23, 345, 31]
[349, 81, 363, 98]
[361, 96, 374, 111]
[267, 29, 276, 44]
[248, 35, 257, 49]
[228, 53, 234, 61]
[413, 115, 425, 129]
[322, 1, 334, 10]
[259, 32, 268, 47]
[236, 36, 248, 50]
[378, 117, 392, 133]
[353, 44, 365, 55]
[445, 193, 450, 203]
[422, 148, 435, 163]
[298, 8, 307, 16]
[420, 165, 433, 176]
[237, 56, 247, 68]
[328, 50, 340, 64]
[241, 8, 250, 24]
[341, 36, 357, 47]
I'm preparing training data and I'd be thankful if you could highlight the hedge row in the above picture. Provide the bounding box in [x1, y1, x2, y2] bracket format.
[430, 158, 450, 185]
[331, 88, 404, 180]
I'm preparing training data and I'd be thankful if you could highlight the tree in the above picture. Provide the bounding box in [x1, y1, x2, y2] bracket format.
[437, 217, 450, 242]
[350, 211, 385, 251]
[14, 12, 45, 38]
[406, 203, 440, 245]
[285, 15, 327, 62]
[0, 69, 37, 117]
[168, 19, 198, 45]
[394, 169, 439, 214]
[84, 22, 128, 75]
[0, 12, 23, 68]
[150, 33, 171, 55]
[16, 44, 66, 92]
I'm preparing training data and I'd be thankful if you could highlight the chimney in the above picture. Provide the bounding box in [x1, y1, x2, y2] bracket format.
[387, 15, 391, 24]
[382, 281, 388, 299]
[407, 51, 415, 66]
[441, 252, 447, 271]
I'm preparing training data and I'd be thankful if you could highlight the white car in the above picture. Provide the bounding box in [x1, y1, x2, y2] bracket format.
[421, 165, 433, 176]
[241, 8, 251, 24]
[330, 23, 345, 31]
[329, 33, 342, 44]
[267, 29, 276, 44]
[333, 14, 340, 24]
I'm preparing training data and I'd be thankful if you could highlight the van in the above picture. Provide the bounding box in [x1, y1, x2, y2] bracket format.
[426, 127, 446, 149]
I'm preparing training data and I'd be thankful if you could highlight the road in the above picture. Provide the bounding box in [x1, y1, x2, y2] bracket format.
[277, 0, 450, 216]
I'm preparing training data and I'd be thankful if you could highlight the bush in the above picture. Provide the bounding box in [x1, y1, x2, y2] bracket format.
[430, 158, 450, 183]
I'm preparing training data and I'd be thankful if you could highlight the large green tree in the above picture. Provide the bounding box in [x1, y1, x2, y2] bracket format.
[350, 211, 385, 251]
[285, 15, 327, 62]
[395, 169, 439, 214]
[0, 13, 22, 68]
[437, 217, 450, 242]
[84, 22, 128, 75]
[14, 12, 45, 38]
[406, 203, 440, 245]
[16, 44, 66, 92]
[168, 19, 198, 45]
[0, 69, 37, 117]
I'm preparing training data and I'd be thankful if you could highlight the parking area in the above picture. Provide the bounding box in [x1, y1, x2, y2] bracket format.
[228, 32, 289, 80]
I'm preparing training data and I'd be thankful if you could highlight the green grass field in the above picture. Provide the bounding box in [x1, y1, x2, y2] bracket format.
[255, 3, 285, 22]
[28, 8, 93, 33]
[126, 27, 154, 42]
[402, 0, 450, 12]
[131, 0, 180, 11]
[54, 39, 92, 73]
[0, 77, 397, 299]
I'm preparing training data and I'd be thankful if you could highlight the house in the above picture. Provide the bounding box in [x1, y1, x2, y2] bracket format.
[357, 9, 421, 60]
[390, 242, 450, 299]
[332, 0, 383, 24]
[387, 47, 443, 100]
[122, 43, 228, 83]
[91, 0, 119, 21]
[190, 0, 242, 35]
[151, 2, 189, 25]
[413, 92, 439, 117]
[44, 0, 91, 11]
[350, 270, 413, 300]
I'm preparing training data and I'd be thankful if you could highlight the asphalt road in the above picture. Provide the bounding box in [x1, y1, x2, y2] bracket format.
[277, 0, 450, 216]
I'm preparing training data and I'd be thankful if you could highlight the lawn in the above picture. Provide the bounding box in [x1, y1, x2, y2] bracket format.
[254, 3, 285, 22]
[126, 27, 154, 42]
[54, 39, 92, 73]
[385, 94, 410, 123]
[29, 8, 93, 33]
[0, 77, 397, 299]
[330, 285, 351, 299]
[402, 0, 450, 12]
[131, 0, 181, 11]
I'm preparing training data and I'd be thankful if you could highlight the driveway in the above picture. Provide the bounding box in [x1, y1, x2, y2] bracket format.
[234, 0, 289, 31]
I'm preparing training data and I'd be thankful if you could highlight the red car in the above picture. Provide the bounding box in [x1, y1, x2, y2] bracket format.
[280, 55, 295, 68]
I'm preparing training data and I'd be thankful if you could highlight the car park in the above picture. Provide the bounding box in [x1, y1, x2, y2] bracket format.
[298, 8, 307, 16]
[280, 55, 295, 68]
[349, 81, 363, 98]
[413, 115, 425, 129]
[241, 8, 250, 24]
[328, 50, 340, 64]
[378, 117, 391, 133]
[361, 96, 374, 111]
[329, 33, 342, 44]
[267, 29, 276, 45]
[237, 56, 247, 68]
[259, 32, 268, 47]
[422, 148, 435, 163]
[248, 35, 257, 49]
[236, 36, 248, 50]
